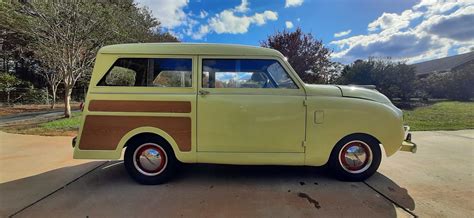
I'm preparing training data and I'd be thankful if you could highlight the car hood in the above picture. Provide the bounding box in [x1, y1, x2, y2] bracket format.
[303, 84, 342, 97]
[336, 85, 392, 105]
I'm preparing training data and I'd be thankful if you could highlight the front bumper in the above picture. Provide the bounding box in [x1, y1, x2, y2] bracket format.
[400, 126, 417, 153]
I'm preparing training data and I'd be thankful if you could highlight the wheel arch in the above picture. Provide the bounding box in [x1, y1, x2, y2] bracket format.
[328, 132, 388, 161]
[117, 126, 195, 163]
[331, 132, 384, 156]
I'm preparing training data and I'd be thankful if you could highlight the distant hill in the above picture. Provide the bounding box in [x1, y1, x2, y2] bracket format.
[411, 51, 474, 76]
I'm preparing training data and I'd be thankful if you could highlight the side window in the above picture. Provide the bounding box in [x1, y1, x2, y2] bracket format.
[99, 58, 147, 86]
[151, 58, 192, 87]
[98, 58, 192, 87]
[267, 62, 298, 89]
[202, 59, 297, 89]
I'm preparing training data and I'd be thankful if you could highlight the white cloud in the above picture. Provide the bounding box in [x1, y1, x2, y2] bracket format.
[334, 29, 352, 38]
[182, 0, 278, 40]
[367, 10, 422, 32]
[254, 10, 278, 25]
[208, 10, 278, 34]
[191, 25, 210, 40]
[457, 46, 474, 54]
[135, 0, 189, 29]
[422, 6, 474, 41]
[285, 0, 304, 8]
[234, 0, 250, 13]
[285, 21, 294, 29]
[199, 10, 208, 18]
[167, 30, 183, 40]
[331, 0, 474, 63]
[414, 0, 471, 17]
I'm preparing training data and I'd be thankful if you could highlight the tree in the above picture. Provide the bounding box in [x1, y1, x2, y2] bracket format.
[445, 63, 474, 101]
[338, 59, 376, 85]
[324, 62, 344, 84]
[0, 72, 22, 104]
[339, 58, 416, 100]
[261, 28, 334, 84]
[35, 65, 61, 108]
[0, 1, 30, 73]
[419, 62, 474, 101]
[2, 1, 178, 117]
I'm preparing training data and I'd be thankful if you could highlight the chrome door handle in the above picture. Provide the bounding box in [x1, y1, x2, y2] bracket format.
[198, 90, 210, 95]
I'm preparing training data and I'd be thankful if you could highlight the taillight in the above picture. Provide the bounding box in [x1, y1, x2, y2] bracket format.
[80, 102, 84, 111]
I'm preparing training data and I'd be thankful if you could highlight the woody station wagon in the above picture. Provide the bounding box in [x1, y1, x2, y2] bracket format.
[72, 43, 416, 185]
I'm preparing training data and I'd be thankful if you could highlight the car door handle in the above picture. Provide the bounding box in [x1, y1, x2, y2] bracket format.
[198, 90, 210, 95]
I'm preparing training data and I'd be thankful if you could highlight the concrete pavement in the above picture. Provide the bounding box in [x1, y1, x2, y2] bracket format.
[0, 130, 473, 217]
[366, 130, 474, 217]
[0, 132, 105, 216]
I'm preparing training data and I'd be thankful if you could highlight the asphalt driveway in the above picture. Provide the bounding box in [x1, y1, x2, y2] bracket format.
[0, 110, 80, 127]
[0, 130, 473, 217]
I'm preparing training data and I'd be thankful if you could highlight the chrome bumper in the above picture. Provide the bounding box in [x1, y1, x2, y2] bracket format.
[400, 126, 417, 153]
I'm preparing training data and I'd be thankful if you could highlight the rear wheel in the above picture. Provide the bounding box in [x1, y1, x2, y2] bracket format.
[124, 136, 177, 185]
[328, 135, 381, 181]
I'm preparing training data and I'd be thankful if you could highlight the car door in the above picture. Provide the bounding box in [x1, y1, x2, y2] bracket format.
[197, 57, 306, 153]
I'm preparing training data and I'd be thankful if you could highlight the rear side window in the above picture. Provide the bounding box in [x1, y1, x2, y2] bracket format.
[98, 58, 192, 87]
[151, 59, 192, 87]
[101, 58, 147, 86]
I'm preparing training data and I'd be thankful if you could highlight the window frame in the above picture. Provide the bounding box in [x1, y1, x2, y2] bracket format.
[198, 56, 304, 95]
[91, 55, 197, 94]
[149, 58, 194, 88]
[98, 57, 194, 88]
[97, 58, 148, 87]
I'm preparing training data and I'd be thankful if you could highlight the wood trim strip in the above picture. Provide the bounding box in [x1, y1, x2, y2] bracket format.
[88, 100, 191, 113]
[79, 115, 191, 151]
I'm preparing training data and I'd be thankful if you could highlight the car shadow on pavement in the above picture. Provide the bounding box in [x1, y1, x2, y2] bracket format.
[0, 161, 416, 217]
[365, 172, 416, 211]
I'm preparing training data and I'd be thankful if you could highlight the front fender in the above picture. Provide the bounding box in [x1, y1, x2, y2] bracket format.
[304, 96, 404, 166]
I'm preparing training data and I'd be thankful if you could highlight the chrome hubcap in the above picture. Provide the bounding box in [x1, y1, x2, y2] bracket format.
[133, 143, 167, 176]
[339, 140, 373, 174]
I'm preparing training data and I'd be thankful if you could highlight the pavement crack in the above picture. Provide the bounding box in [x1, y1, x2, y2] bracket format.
[363, 181, 418, 218]
[434, 131, 473, 140]
[9, 161, 109, 218]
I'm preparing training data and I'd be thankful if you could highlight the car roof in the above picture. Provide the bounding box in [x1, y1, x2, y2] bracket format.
[98, 43, 284, 57]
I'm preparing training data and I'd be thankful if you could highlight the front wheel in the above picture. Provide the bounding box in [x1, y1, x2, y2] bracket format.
[328, 135, 382, 181]
[124, 136, 177, 185]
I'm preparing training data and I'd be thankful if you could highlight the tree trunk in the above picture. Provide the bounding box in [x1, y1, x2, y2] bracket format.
[6, 91, 10, 105]
[51, 86, 57, 109]
[2, 56, 5, 72]
[64, 86, 72, 118]
[51, 90, 56, 109]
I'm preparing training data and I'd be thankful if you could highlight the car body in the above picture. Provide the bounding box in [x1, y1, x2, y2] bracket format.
[73, 43, 416, 184]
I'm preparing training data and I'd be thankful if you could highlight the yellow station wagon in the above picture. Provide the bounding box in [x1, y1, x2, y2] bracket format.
[72, 43, 416, 184]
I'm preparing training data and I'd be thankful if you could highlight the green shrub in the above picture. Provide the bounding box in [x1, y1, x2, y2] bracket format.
[339, 58, 416, 100]
[418, 62, 474, 101]
[445, 64, 474, 101]
[14, 86, 48, 104]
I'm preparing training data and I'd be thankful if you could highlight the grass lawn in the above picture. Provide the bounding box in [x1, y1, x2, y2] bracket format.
[1, 112, 82, 136]
[403, 101, 474, 131]
[38, 112, 82, 130]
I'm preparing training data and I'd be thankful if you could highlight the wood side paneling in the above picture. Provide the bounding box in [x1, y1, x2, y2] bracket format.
[88, 100, 191, 113]
[79, 115, 191, 151]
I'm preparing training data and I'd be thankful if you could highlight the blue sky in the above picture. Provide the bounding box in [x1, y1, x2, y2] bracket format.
[136, 0, 474, 63]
